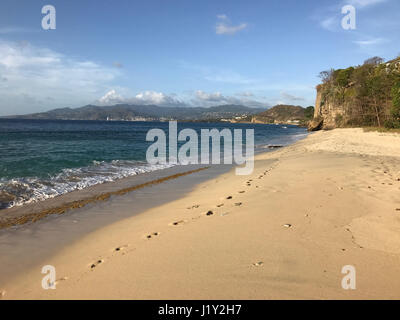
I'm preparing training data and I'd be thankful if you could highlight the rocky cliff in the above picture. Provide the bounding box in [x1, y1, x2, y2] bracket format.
[309, 56, 400, 131]
[309, 85, 347, 131]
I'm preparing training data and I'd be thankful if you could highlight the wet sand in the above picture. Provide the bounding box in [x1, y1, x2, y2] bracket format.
[1, 128, 400, 299]
[0, 164, 232, 286]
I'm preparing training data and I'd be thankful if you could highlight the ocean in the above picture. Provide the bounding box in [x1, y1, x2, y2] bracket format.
[0, 119, 308, 209]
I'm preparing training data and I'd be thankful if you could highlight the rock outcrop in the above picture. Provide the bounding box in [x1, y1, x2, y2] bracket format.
[307, 116, 323, 131]
[311, 85, 347, 130]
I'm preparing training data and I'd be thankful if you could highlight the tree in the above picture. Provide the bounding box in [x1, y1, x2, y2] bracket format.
[391, 81, 400, 123]
[304, 106, 315, 120]
[334, 67, 354, 87]
[318, 69, 335, 84]
[365, 72, 388, 127]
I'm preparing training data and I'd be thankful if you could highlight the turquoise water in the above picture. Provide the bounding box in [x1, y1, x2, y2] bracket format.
[0, 119, 307, 209]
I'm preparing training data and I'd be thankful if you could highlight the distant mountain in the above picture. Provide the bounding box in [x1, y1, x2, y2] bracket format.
[251, 105, 312, 124]
[3, 104, 266, 121]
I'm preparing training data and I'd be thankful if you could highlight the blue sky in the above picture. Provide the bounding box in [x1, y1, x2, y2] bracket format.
[0, 0, 399, 115]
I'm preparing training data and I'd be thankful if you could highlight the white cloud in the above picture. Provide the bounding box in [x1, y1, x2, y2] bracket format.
[353, 37, 388, 46]
[0, 40, 119, 115]
[281, 91, 305, 102]
[195, 90, 224, 102]
[0, 26, 36, 34]
[215, 15, 247, 35]
[217, 14, 228, 20]
[98, 89, 123, 104]
[96, 89, 271, 108]
[96, 90, 185, 107]
[135, 91, 180, 105]
[194, 90, 270, 108]
[216, 23, 247, 35]
[346, 0, 387, 8]
[320, 16, 338, 31]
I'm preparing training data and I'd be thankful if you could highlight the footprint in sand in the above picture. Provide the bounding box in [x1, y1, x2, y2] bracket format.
[171, 220, 185, 226]
[55, 276, 69, 285]
[187, 205, 200, 210]
[238, 191, 245, 194]
[146, 232, 160, 239]
[252, 261, 264, 267]
[216, 204, 224, 208]
[234, 202, 243, 206]
[114, 245, 128, 252]
[205, 210, 214, 216]
[90, 259, 104, 269]
[226, 196, 233, 200]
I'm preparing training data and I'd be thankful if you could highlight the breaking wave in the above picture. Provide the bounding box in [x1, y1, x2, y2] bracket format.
[0, 160, 175, 209]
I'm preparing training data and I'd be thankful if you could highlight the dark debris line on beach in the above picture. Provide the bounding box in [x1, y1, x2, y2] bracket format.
[0, 167, 210, 230]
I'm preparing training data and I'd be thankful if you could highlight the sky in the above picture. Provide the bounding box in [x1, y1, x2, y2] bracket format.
[0, 0, 399, 115]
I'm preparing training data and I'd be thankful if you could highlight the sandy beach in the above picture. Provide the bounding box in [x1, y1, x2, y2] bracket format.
[1, 128, 400, 300]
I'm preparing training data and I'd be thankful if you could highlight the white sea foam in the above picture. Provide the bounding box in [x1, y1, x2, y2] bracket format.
[0, 160, 176, 209]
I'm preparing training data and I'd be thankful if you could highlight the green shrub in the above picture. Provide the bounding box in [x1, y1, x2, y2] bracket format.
[384, 119, 400, 129]
[304, 106, 315, 120]
[334, 67, 354, 87]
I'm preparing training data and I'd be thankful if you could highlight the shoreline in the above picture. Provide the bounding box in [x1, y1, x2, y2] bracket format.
[0, 166, 210, 229]
[2, 128, 400, 299]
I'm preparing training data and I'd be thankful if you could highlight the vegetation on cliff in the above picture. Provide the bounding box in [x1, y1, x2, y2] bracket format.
[317, 56, 400, 129]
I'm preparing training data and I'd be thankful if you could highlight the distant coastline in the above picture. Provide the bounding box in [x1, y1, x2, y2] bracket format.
[1, 104, 313, 125]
